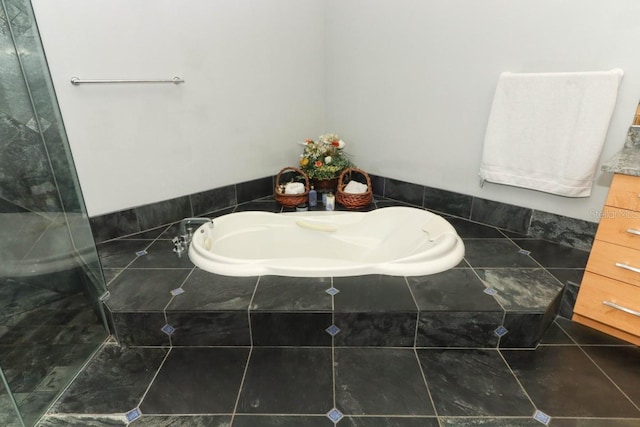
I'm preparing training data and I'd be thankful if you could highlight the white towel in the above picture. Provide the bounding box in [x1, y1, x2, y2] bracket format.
[479, 69, 623, 197]
[344, 180, 368, 194]
[284, 182, 305, 195]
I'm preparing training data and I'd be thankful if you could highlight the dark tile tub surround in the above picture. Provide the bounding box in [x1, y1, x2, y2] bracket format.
[90, 174, 596, 252]
[89, 176, 273, 242]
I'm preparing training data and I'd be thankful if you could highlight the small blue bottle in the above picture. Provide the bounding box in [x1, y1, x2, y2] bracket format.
[308, 185, 317, 207]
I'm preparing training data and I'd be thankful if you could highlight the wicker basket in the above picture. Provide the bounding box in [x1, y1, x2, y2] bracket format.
[274, 166, 309, 207]
[336, 167, 373, 209]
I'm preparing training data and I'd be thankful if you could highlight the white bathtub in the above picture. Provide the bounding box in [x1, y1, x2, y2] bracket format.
[188, 206, 465, 277]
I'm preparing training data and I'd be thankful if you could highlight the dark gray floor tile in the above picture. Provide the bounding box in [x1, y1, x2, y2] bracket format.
[342, 417, 439, 427]
[555, 317, 632, 346]
[232, 415, 333, 426]
[582, 346, 640, 406]
[250, 276, 332, 311]
[236, 347, 332, 414]
[550, 419, 640, 426]
[499, 313, 547, 349]
[96, 240, 152, 268]
[334, 312, 416, 347]
[105, 269, 190, 311]
[38, 415, 127, 426]
[167, 270, 257, 311]
[407, 269, 503, 311]
[167, 312, 251, 346]
[440, 417, 542, 426]
[444, 217, 504, 239]
[463, 239, 540, 268]
[129, 239, 194, 268]
[111, 312, 170, 346]
[475, 268, 563, 311]
[502, 346, 640, 417]
[417, 349, 533, 417]
[51, 345, 167, 414]
[140, 347, 249, 414]
[333, 275, 417, 312]
[539, 320, 574, 345]
[133, 415, 232, 426]
[416, 311, 502, 348]
[250, 312, 332, 346]
[335, 348, 434, 416]
[510, 239, 590, 268]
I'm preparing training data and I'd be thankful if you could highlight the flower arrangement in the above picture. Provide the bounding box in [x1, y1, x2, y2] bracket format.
[298, 133, 353, 180]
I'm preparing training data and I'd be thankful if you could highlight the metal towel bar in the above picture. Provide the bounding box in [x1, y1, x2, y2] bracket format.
[70, 76, 184, 85]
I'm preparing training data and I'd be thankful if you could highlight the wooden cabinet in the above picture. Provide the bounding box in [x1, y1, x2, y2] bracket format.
[573, 173, 640, 345]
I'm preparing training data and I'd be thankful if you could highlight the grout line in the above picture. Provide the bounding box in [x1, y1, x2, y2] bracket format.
[135, 346, 173, 412]
[574, 341, 640, 413]
[230, 347, 254, 426]
[247, 276, 261, 347]
[412, 348, 442, 427]
[496, 348, 539, 414]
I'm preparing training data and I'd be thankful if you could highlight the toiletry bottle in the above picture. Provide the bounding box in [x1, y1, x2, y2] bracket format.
[308, 185, 317, 207]
[326, 192, 335, 211]
[322, 192, 327, 205]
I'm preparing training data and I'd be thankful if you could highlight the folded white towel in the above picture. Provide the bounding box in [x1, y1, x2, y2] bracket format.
[479, 69, 623, 197]
[344, 181, 368, 194]
[284, 182, 305, 195]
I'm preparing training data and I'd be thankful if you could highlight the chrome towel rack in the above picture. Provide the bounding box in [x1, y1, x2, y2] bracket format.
[70, 76, 185, 85]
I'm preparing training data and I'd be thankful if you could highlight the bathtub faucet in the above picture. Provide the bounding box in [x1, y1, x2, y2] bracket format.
[172, 217, 213, 257]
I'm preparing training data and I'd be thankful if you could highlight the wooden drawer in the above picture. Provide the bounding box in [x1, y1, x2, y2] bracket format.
[574, 272, 640, 338]
[596, 206, 640, 250]
[586, 239, 640, 287]
[605, 174, 640, 211]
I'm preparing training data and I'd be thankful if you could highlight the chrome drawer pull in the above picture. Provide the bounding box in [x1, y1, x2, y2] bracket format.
[603, 300, 640, 317]
[615, 262, 640, 274]
[627, 228, 640, 236]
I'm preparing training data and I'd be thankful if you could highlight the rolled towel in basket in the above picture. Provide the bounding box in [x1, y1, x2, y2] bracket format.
[284, 182, 305, 195]
[344, 180, 368, 194]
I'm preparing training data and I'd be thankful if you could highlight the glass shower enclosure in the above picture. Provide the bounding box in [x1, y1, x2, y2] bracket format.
[0, 0, 109, 425]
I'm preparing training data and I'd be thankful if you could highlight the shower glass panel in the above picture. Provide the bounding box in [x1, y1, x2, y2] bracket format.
[0, 0, 109, 425]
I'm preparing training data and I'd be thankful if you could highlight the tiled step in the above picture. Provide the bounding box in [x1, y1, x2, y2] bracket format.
[104, 268, 564, 349]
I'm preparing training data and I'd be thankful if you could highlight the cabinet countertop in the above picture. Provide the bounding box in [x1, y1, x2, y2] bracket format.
[602, 127, 640, 176]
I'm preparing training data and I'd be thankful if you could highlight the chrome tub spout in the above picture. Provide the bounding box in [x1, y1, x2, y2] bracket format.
[173, 217, 213, 257]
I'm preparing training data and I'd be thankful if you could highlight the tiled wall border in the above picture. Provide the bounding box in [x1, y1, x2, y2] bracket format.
[90, 174, 597, 251]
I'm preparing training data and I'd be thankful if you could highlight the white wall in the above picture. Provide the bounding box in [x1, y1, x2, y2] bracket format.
[32, 0, 326, 216]
[325, 0, 640, 222]
[33, 0, 640, 221]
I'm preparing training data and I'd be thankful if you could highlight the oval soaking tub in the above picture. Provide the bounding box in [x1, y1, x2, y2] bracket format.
[188, 206, 464, 277]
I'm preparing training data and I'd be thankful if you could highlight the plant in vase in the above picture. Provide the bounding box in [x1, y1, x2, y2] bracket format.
[298, 133, 353, 191]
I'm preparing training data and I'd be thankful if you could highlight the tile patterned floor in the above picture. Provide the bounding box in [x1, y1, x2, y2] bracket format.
[37, 318, 640, 426]
[35, 197, 640, 426]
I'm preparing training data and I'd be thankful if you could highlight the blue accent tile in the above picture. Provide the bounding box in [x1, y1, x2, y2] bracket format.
[161, 324, 175, 336]
[326, 287, 340, 296]
[136, 250, 148, 256]
[326, 408, 344, 422]
[519, 249, 531, 255]
[170, 288, 185, 296]
[126, 407, 141, 422]
[495, 326, 508, 337]
[533, 409, 551, 425]
[483, 288, 498, 295]
[326, 325, 341, 337]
